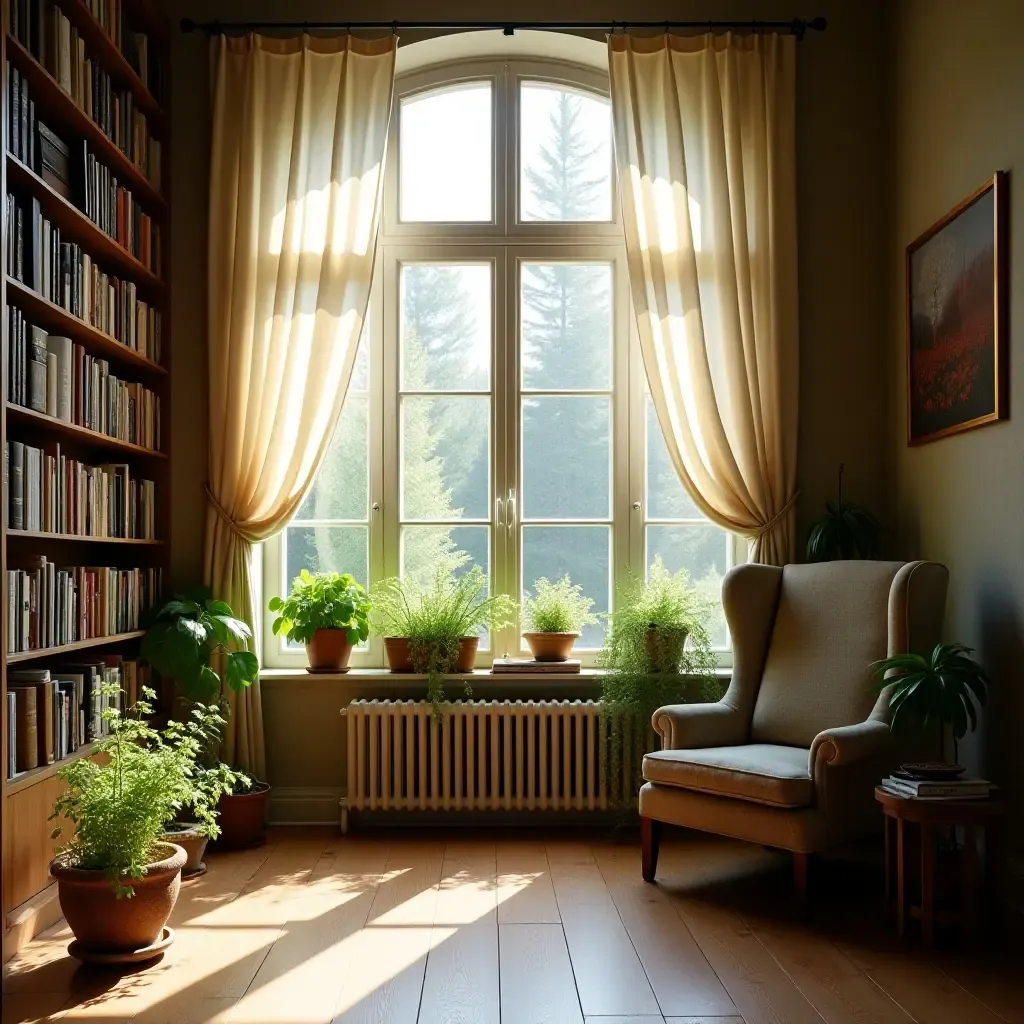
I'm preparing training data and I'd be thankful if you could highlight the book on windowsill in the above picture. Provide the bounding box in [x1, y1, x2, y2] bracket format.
[881, 776, 994, 800]
[491, 658, 581, 674]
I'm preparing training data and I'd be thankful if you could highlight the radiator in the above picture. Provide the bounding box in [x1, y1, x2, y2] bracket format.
[342, 699, 646, 828]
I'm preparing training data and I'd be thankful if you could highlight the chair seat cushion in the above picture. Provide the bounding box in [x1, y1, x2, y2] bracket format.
[642, 744, 813, 808]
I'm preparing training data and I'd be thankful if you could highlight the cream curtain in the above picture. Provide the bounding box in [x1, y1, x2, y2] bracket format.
[608, 33, 799, 565]
[206, 34, 396, 774]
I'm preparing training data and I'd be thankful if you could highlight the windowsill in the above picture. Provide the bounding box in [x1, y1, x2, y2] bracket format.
[259, 667, 732, 683]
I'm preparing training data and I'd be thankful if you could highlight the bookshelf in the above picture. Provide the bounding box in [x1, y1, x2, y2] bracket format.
[1, 0, 170, 960]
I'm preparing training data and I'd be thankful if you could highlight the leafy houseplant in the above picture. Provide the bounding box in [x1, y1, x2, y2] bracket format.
[806, 464, 882, 561]
[269, 570, 371, 673]
[521, 575, 597, 662]
[49, 686, 245, 957]
[872, 643, 990, 762]
[372, 567, 517, 715]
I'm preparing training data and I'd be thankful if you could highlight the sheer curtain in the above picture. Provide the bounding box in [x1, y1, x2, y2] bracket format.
[206, 34, 396, 774]
[608, 33, 799, 565]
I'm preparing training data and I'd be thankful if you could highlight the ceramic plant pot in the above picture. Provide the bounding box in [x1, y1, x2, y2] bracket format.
[216, 783, 271, 849]
[385, 636, 479, 673]
[644, 625, 689, 674]
[522, 632, 579, 662]
[455, 636, 479, 672]
[160, 824, 209, 879]
[305, 628, 354, 673]
[51, 842, 186, 955]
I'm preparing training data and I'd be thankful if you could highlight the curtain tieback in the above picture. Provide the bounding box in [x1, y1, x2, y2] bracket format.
[754, 489, 799, 538]
[205, 484, 249, 541]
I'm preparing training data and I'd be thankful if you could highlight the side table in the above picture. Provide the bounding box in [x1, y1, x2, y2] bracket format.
[875, 786, 1002, 946]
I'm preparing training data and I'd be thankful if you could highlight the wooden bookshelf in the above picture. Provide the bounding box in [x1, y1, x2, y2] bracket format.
[2, 0, 171, 960]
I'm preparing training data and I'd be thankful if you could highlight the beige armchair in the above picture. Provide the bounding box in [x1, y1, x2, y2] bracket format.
[639, 560, 948, 898]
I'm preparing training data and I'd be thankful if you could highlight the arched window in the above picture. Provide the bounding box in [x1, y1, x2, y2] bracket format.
[263, 51, 739, 668]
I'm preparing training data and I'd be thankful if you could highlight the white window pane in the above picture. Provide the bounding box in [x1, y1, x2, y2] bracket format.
[520, 83, 612, 222]
[646, 524, 728, 647]
[284, 526, 369, 591]
[401, 264, 491, 391]
[400, 82, 492, 222]
[521, 263, 611, 391]
[522, 525, 609, 648]
[522, 396, 610, 520]
[402, 396, 490, 520]
[294, 396, 368, 521]
[646, 397, 701, 519]
[401, 525, 489, 591]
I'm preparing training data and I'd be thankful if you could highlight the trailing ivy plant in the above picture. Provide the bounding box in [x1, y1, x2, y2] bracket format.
[268, 570, 371, 646]
[806, 464, 882, 561]
[372, 567, 517, 715]
[522, 575, 597, 634]
[51, 684, 247, 896]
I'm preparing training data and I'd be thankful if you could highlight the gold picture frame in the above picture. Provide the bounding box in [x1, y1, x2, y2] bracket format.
[906, 172, 1008, 445]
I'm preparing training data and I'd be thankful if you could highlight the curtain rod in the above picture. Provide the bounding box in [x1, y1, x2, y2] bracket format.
[180, 17, 828, 41]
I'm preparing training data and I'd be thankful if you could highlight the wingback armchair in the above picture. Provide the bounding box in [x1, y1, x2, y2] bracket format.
[639, 560, 948, 898]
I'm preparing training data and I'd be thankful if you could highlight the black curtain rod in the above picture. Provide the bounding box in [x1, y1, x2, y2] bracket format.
[180, 17, 828, 41]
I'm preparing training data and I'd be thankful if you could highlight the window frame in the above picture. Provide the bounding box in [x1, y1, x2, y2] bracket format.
[262, 56, 742, 670]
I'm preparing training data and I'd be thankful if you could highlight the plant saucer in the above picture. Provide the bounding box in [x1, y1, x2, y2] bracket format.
[68, 926, 174, 965]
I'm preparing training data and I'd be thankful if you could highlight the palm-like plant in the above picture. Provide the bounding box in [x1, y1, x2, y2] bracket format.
[806, 464, 881, 561]
[872, 643, 990, 762]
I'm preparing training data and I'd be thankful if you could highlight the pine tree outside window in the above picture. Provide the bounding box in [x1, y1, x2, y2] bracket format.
[262, 58, 741, 668]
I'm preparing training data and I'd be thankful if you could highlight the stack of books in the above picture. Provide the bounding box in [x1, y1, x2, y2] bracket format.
[880, 772, 993, 801]
[491, 658, 582, 674]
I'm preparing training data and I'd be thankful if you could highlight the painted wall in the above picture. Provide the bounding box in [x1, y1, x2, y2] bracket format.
[889, 0, 1024, 848]
[165, 0, 891, 808]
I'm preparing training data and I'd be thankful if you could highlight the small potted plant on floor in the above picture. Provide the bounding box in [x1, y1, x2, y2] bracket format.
[268, 570, 371, 673]
[521, 575, 597, 661]
[142, 590, 266, 850]
[372, 567, 517, 715]
[49, 686, 243, 962]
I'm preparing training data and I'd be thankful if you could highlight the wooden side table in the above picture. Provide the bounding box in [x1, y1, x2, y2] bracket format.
[875, 786, 1002, 946]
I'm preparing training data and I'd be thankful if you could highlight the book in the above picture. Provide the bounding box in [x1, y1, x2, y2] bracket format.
[9, 668, 55, 765]
[491, 658, 583, 674]
[884, 775, 992, 799]
[6, 690, 17, 778]
[9, 440, 24, 530]
[9, 684, 39, 772]
[46, 335, 73, 422]
[881, 779, 993, 801]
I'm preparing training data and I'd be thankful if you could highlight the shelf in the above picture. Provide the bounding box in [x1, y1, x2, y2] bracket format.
[5, 34, 165, 210]
[6, 530, 163, 545]
[6, 404, 167, 459]
[6, 741, 101, 795]
[6, 630, 145, 666]
[7, 156, 165, 290]
[5, 278, 166, 377]
[58, 0, 164, 121]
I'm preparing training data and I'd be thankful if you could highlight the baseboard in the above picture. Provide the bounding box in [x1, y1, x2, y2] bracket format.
[3, 882, 63, 962]
[267, 786, 345, 825]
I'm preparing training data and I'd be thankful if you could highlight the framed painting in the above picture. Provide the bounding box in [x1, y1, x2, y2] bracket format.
[906, 172, 1008, 445]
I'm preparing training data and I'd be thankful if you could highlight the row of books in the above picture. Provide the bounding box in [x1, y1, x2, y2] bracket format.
[880, 774, 994, 800]
[80, 145, 161, 272]
[6, 556, 161, 653]
[6, 310, 163, 449]
[6, 440, 156, 539]
[5, 61, 37, 170]
[5, 656, 153, 778]
[7, 0, 163, 187]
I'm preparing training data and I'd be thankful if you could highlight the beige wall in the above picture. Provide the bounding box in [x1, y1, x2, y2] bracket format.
[889, 0, 1024, 846]
[166, 0, 891, 802]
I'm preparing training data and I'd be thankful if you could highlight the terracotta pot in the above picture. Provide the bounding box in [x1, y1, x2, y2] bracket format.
[644, 625, 689, 674]
[384, 637, 414, 672]
[385, 636, 479, 673]
[523, 632, 579, 662]
[51, 842, 186, 953]
[160, 824, 209, 878]
[216, 783, 270, 849]
[305, 628, 353, 673]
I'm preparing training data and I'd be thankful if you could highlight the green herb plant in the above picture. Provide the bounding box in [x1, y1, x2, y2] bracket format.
[268, 570, 371, 647]
[806, 464, 881, 561]
[373, 567, 517, 715]
[522, 575, 597, 634]
[872, 643, 990, 762]
[51, 684, 247, 896]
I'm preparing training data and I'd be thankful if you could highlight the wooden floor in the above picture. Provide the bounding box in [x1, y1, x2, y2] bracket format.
[3, 827, 1022, 1024]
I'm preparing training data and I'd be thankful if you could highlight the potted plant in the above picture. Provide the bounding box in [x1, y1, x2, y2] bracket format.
[268, 570, 371, 673]
[521, 575, 597, 661]
[872, 642, 990, 763]
[372, 567, 516, 714]
[49, 686, 243, 961]
[142, 590, 266, 850]
[806, 464, 882, 561]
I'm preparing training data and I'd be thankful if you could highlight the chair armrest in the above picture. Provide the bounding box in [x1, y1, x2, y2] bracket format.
[809, 719, 893, 775]
[652, 701, 747, 750]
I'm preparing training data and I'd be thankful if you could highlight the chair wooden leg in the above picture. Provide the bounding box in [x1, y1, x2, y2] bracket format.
[793, 851, 810, 905]
[641, 816, 661, 883]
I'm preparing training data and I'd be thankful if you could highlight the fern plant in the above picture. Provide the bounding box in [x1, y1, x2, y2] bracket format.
[522, 575, 597, 634]
[269, 570, 371, 646]
[51, 684, 247, 895]
[806, 464, 881, 561]
[872, 643, 989, 762]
